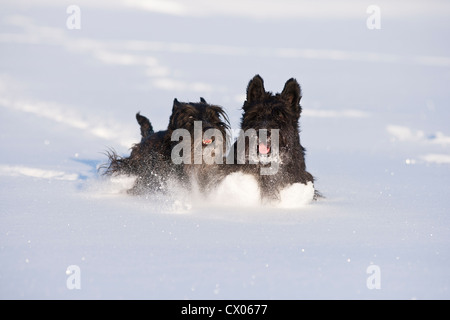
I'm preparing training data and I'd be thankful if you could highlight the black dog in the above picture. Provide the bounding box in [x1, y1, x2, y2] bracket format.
[226, 75, 316, 200]
[102, 98, 230, 194]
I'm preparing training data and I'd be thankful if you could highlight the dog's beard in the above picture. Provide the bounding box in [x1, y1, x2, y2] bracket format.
[248, 148, 281, 166]
[242, 129, 282, 166]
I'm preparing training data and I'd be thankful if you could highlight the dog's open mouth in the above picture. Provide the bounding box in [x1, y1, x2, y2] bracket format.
[241, 132, 280, 165]
[257, 136, 276, 165]
[258, 135, 271, 155]
[258, 142, 270, 155]
[258, 144, 271, 165]
[202, 138, 213, 146]
[202, 137, 216, 147]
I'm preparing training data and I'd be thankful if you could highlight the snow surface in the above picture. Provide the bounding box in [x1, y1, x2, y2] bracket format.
[1, 0, 450, 299]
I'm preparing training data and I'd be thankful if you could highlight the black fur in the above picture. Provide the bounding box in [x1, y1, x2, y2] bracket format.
[102, 98, 230, 194]
[227, 75, 317, 200]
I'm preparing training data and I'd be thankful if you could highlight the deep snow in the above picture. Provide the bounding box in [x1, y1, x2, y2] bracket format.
[1, 0, 449, 299]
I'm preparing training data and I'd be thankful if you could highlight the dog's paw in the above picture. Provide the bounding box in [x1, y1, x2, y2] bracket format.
[277, 181, 315, 208]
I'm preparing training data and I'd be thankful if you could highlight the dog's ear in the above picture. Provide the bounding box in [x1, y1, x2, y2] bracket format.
[136, 112, 154, 139]
[172, 98, 182, 112]
[200, 97, 207, 104]
[169, 99, 183, 131]
[246, 74, 266, 104]
[281, 78, 302, 114]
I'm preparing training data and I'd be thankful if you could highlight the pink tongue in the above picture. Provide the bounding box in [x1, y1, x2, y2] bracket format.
[259, 143, 270, 154]
[203, 139, 212, 145]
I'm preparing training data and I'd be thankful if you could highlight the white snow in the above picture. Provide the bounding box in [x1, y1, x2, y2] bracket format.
[277, 182, 315, 209]
[0, 165, 79, 181]
[1, 0, 449, 300]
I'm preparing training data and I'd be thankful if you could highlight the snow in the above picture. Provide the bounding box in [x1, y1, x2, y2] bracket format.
[1, 0, 450, 299]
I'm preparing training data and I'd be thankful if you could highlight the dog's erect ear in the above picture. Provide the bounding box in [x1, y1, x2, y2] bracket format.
[169, 99, 183, 131]
[281, 78, 302, 113]
[200, 97, 207, 104]
[172, 98, 182, 112]
[246, 74, 266, 104]
[136, 112, 154, 139]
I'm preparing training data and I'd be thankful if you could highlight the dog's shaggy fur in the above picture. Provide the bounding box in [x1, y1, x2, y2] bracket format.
[227, 74, 316, 200]
[102, 98, 230, 194]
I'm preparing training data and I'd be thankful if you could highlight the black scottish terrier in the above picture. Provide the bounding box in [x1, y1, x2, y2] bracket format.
[103, 98, 230, 194]
[227, 74, 316, 200]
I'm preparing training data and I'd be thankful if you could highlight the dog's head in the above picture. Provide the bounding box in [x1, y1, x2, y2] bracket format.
[169, 98, 230, 165]
[239, 75, 302, 164]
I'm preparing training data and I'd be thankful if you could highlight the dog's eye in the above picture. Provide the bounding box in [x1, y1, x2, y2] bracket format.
[277, 110, 285, 119]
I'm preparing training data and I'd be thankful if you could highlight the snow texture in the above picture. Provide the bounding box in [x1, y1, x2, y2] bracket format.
[1, 0, 449, 299]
